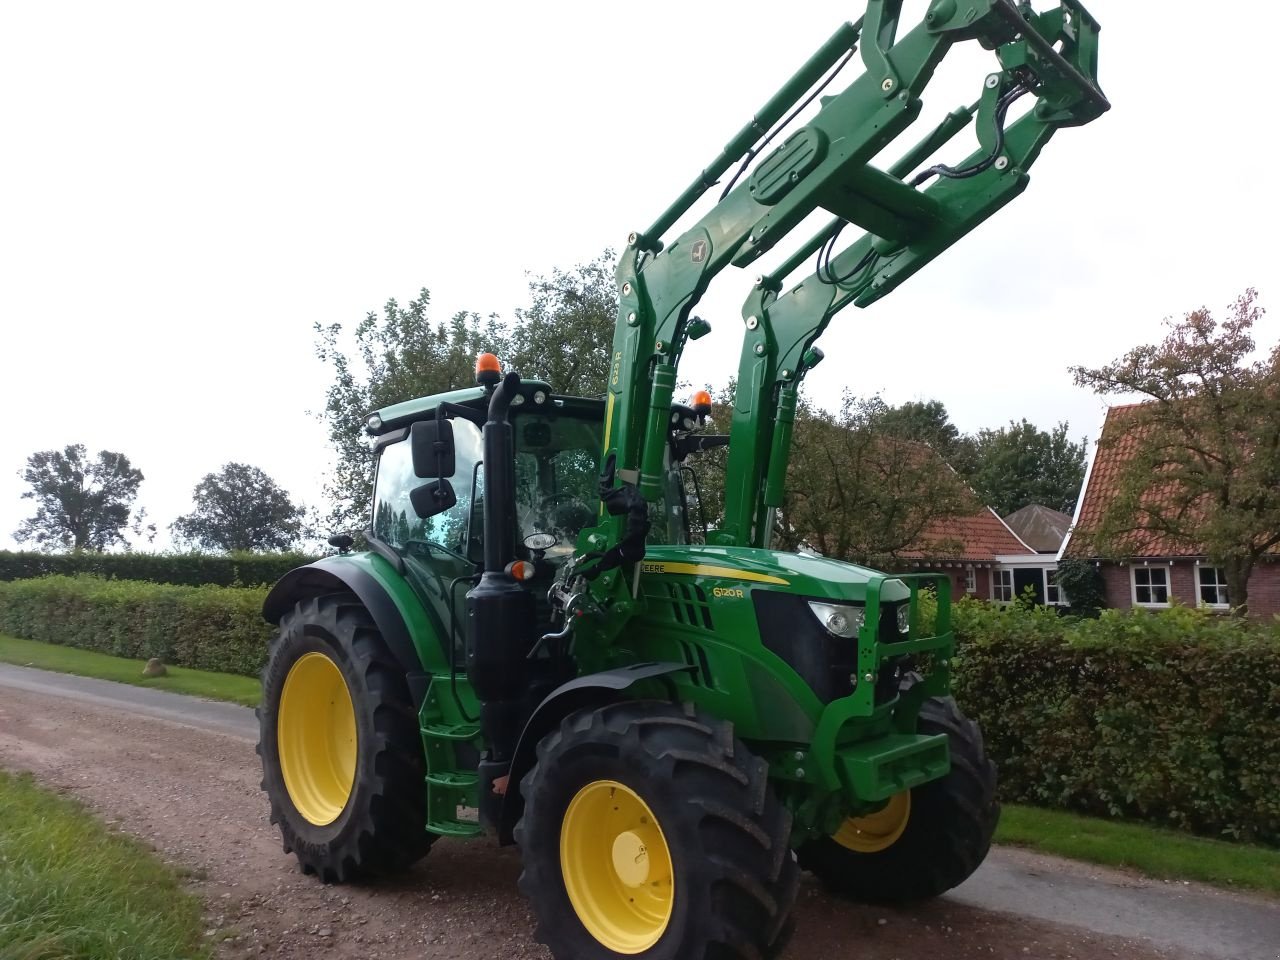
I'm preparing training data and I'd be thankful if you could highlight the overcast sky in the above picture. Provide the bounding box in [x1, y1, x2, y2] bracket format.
[2, 1, 1276, 551]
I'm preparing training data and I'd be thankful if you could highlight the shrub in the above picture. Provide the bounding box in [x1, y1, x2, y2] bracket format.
[1055, 558, 1107, 617]
[0, 576, 271, 676]
[948, 598, 1280, 845]
[0, 550, 316, 588]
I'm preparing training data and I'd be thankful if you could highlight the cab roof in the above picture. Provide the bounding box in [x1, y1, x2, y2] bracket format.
[365, 382, 604, 436]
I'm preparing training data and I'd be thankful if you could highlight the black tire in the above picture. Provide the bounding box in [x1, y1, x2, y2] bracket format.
[797, 696, 998, 902]
[257, 593, 433, 882]
[515, 700, 799, 960]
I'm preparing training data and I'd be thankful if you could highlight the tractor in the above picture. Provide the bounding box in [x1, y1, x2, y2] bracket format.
[257, 2, 1108, 957]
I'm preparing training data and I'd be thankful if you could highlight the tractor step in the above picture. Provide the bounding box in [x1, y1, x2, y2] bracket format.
[426, 815, 483, 838]
[422, 721, 482, 741]
[418, 679, 486, 839]
[425, 769, 483, 838]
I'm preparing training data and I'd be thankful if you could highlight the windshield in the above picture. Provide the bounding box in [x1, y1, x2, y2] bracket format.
[513, 412, 603, 558]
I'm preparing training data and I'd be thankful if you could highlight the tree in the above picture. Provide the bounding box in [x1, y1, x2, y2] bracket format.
[15, 445, 144, 551]
[315, 253, 618, 532]
[771, 394, 978, 564]
[315, 290, 511, 530]
[1070, 288, 1275, 614]
[171, 463, 304, 552]
[876, 399, 975, 470]
[509, 251, 618, 397]
[966, 419, 1087, 516]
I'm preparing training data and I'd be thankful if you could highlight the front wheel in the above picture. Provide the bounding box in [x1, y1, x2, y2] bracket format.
[515, 700, 798, 960]
[257, 593, 433, 882]
[797, 696, 998, 902]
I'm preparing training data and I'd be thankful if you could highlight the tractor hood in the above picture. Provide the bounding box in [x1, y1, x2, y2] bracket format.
[640, 545, 910, 604]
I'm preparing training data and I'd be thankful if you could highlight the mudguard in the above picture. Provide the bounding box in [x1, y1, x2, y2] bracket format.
[262, 556, 432, 707]
[497, 661, 693, 844]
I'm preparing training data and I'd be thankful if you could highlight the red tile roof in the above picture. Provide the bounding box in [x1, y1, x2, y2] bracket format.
[878, 442, 1033, 561]
[898, 507, 1032, 562]
[1063, 402, 1216, 558]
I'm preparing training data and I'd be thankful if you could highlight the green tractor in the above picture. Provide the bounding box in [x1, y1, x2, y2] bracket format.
[258, 3, 1108, 956]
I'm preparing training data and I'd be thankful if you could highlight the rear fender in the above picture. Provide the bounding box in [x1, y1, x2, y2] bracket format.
[497, 662, 692, 844]
[263, 554, 440, 708]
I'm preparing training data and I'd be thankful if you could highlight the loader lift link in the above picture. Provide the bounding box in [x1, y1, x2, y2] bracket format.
[587, 0, 1106, 559]
[257, 3, 1107, 958]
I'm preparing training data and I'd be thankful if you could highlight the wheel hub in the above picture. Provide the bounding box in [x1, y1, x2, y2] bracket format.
[833, 790, 912, 853]
[277, 652, 357, 826]
[560, 780, 674, 953]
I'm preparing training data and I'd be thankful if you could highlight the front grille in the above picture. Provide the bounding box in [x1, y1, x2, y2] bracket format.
[753, 592, 850, 703]
[753, 593, 907, 704]
[667, 582, 714, 630]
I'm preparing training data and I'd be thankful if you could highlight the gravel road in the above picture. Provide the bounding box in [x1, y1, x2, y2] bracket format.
[2, 663, 1277, 960]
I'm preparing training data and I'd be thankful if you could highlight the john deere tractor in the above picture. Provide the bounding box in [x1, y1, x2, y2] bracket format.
[258, 3, 1107, 956]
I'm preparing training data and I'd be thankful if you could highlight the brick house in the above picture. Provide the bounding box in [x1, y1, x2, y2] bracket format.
[895, 507, 1066, 606]
[1058, 403, 1280, 616]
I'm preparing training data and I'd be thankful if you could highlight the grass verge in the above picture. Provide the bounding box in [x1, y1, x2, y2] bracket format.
[0, 633, 260, 707]
[0, 770, 209, 960]
[997, 803, 1280, 896]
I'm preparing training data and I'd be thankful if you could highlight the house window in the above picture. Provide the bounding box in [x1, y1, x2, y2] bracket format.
[1044, 569, 1065, 605]
[1197, 566, 1229, 607]
[964, 568, 976, 594]
[992, 569, 1013, 602]
[1131, 566, 1169, 606]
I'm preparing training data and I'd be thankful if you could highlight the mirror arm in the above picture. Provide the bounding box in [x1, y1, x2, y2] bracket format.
[436, 402, 486, 425]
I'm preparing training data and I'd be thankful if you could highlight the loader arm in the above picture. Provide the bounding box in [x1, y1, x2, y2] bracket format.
[580, 0, 1106, 576]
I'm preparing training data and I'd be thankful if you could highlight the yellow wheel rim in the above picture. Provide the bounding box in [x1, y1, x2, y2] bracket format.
[833, 791, 912, 853]
[560, 780, 674, 954]
[277, 652, 357, 826]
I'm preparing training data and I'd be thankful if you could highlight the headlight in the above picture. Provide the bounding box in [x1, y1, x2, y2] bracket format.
[896, 603, 910, 635]
[807, 601, 865, 638]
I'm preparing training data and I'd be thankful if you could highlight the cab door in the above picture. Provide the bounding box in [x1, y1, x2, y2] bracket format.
[370, 418, 485, 660]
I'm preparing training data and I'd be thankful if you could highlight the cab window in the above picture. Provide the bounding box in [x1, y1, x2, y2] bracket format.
[513, 413, 603, 558]
[372, 418, 483, 558]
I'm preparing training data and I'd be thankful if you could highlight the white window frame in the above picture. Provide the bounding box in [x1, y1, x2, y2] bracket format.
[964, 568, 976, 594]
[992, 568, 1013, 603]
[1196, 565, 1229, 608]
[1044, 569, 1067, 606]
[1131, 565, 1170, 607]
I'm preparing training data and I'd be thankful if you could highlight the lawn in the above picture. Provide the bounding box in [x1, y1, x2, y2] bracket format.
[997, 803, 1280, 896]
[0, 770, 209, 960]
[0, 634, 261, 707]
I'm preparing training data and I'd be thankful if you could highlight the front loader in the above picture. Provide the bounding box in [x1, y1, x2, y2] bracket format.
[257, 2, 1108, 957]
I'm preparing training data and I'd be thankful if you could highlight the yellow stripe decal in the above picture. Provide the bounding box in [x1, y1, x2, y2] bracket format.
[603, 393, 616, 450]
[599, 394, 618, 521]
[640, 562, 789, 586]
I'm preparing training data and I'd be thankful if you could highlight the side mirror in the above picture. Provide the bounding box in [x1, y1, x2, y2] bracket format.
[410, 479, 457, 519]
[411, 419, 455, 478]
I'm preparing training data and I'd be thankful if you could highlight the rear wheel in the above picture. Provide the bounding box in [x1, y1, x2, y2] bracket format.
[797, 696, 998, 902]
[257, 593, 433, 881]
[516, 700, 798, 960]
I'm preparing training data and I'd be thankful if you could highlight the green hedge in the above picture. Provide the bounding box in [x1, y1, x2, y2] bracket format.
[4, 573, 1276, 845]
[948, 600, 1280, 846]
[0, 550, 316, 588]
[0, 576, 271, 677]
